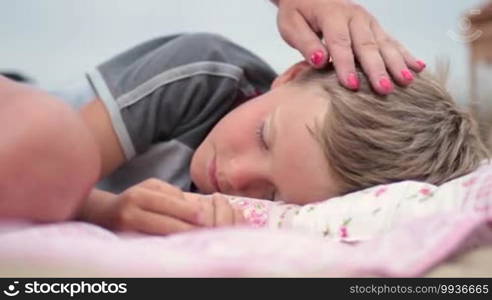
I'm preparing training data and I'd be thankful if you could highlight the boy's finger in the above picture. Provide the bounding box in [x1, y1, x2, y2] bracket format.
[321, 15, 358, 90]
[212, 194, 234, 227]
[139, 178, 185, 199]
[197, 197, 215, 227]
[134, 188, 202, 225]
[131, 208, 196, 235]
[233, 208, 247, 225]
[278, 10, 328, 68]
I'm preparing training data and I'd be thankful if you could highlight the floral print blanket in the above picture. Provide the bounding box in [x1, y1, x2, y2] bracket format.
[1, 163, 491, 277]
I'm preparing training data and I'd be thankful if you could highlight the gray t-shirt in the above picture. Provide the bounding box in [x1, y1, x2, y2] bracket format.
[86, 33, 276, 193]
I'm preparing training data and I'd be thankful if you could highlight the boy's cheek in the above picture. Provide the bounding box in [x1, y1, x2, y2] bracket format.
[189, 145, 212, 194]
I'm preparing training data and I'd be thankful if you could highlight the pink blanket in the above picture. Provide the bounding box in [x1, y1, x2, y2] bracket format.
[1, 165, 492, 277]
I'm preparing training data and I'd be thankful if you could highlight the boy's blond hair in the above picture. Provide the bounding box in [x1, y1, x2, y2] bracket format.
[295, 65, 490, 194]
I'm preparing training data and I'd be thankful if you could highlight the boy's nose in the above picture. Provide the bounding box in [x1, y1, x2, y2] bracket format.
[224, 158, 271, 199]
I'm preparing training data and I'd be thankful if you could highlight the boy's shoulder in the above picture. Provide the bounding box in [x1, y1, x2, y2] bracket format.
[93, 32, 277, 103]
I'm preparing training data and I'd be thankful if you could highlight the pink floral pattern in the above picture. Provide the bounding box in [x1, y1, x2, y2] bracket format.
[229, 197, 270, 228]
[419, 187, 432, 196]
[462, 177, 477, 187]
[374, 186, 388, 197]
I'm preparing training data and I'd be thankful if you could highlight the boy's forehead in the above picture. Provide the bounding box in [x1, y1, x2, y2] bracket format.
[276, 93, 327, 130]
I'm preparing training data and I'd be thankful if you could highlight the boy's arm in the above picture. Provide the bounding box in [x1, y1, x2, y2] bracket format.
[78, 178, 245, 235]
[76, 97, 198, 233]
[80, 97, 125, 178]
[78, 180, 199, 234]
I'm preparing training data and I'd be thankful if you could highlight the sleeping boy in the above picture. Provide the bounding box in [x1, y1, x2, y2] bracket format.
[74, 33, 489, 235]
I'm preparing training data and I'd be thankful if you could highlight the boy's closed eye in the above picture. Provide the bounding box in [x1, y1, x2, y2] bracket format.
[255, 109, 281, 201]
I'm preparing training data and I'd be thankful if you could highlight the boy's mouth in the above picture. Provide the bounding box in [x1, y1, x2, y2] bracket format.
[209, 154, 222, 193]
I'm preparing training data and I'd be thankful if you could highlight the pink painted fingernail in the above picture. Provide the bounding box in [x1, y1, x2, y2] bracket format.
[401, 69, 414, 83]
[347, 73, 360, 90]
[379, 77, 394, 94]
[416, 60, 426, 70]
[310, 50, 325, 66]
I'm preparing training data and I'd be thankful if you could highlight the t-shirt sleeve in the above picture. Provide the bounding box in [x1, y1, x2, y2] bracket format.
[86, 33, 277, 160]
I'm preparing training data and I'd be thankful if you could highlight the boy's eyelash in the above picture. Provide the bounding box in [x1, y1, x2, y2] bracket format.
[256, 121, 276, 200]
[256, 121, 269, 150]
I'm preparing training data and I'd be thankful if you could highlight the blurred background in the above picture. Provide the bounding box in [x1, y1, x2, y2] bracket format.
[1, 0, 491, 141]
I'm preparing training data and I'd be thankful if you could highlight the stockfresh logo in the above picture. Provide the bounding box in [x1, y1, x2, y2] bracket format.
[3, 281, 20, 297]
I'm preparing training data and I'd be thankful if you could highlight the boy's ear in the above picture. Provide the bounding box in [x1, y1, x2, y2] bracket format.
[271, 61, 311, 89]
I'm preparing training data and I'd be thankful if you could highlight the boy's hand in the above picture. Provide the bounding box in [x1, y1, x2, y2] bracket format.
[274, 0, 425, 94]
[103, 179, 201, 235]
[193, 193, 247, 228]
[85, 179, 246, 235]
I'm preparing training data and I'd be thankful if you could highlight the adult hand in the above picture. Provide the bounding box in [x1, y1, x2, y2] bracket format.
[273, 0, 426, 94]
[89, 179, 245, 235]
